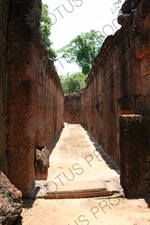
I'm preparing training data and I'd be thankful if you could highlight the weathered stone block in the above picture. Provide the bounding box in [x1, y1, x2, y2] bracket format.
[120, 137, 150, 161]
[0, 0, 64, 199]
[140, 55, 150, 76]
[135, 29, 150, 59]
[0, 172, 22, 225]
[120, 115, 150, 138]
[120, 115, 150, 197]
[8, 147, 35, 197]
[121, 161, 150, 196]
[64, 94, 82, 124]
[9, 104, 36, 119]
[9, 59, 38, 83]
[77, 0, 150, 197]
[9, 81, 36, 105]
[35, 148, 50, 180]
[8, 124, 35, 148]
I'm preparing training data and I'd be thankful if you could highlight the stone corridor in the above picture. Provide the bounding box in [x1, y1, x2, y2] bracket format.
[36, 123, 122, 199]
[20, 124, 150, 225]
[1, 0, 150, 224]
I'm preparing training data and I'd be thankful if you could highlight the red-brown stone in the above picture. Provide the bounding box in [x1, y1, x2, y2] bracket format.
[35, 147, 50, 180]
[0, 172, 22, 225]
[64, 93, 83, 124]
[0, 0, 64, 196]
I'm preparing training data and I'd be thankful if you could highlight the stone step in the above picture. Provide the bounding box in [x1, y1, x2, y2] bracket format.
[35, 179, 124, 199]
[44, 188, 112, 199]
[104, 179, 123, 194]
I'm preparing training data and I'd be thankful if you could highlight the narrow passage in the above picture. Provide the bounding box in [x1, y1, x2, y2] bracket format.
[21, 124, 150, 225]
[36, 123, 122, 198]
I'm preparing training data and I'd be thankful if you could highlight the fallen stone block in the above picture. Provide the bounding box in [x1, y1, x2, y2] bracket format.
[35, 147, 50, 180]
[0, 172, 22, 225]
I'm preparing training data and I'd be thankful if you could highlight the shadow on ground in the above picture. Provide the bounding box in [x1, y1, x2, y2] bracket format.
[12, 217, 22, 225]
[144, 195, 150, 208]
[13, 197, 37, 225]
[83, 128, 120, 175]
[13, 129, 64, 225]
[47, 127, 64, 155]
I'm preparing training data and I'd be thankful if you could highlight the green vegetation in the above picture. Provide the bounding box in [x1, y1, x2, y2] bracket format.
[40, 2, 123, 94]
[60, 72, 87, 95]
[40, 3, 57, 60]
[58, 30, 105, 74]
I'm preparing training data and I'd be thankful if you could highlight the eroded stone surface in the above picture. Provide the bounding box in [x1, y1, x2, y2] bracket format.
[0, 0, 64, 196]
[64, 0, 150, 197]
[0, 172, 22, 225]
[118, 0, 142, 26]
[120, 115, 150, 197]
[35, 147, 50, 180]
[80, 0, 150, 165]
[64, 93, 82, 124]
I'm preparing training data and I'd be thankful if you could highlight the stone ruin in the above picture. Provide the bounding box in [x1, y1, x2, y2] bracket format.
[35, 146, 50, 180]
[118, 0, 142, 25]
[0, 0, 64, 194]
[64, 93, 83, 124]
[0, 172, 22, 225]
[64, 0, 150, 197]
[0, 0, 64, 223]
[0, 0, 150, 223]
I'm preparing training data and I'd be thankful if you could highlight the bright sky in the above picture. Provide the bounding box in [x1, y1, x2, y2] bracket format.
[42, 0, 122, 75]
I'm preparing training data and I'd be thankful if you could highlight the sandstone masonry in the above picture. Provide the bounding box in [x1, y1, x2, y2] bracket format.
[64, 93, 82, 124]
[81, 0, 150, 197]
[65, 0, 150, 197]
[0, 0, 64, 196]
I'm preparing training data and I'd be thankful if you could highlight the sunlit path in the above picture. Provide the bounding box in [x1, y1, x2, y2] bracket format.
[21, 124, 150, 225]
[35, 123, 122, 198]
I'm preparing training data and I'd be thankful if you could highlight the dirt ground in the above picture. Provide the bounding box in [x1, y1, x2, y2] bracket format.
[17, 197, 150, 225]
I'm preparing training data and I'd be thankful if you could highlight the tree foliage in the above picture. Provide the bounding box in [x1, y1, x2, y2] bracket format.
[60, 72, 87, 95]
[58, 30, 105, 74]
[40, 3, 57, 60]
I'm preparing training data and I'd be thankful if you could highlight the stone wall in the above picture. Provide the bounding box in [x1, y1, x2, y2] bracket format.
[36, 50, 64, 147]
[0, 0, 64, 196]
[0, 0, 9, 175]
[120, 115, 150, 197]
[80, 0, 150, 196]
[64, 93, 82, 124]
[81, 0, 150, 164]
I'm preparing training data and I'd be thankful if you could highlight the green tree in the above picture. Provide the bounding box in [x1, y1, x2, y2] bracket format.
[40, 3, 57, 60]
[58, 30, 105, 74]
[60, 72, 87, 95]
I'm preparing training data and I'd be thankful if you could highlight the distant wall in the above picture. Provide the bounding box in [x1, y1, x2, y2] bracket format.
[64, 94, 82, 124]
[0, 0, 64, 196]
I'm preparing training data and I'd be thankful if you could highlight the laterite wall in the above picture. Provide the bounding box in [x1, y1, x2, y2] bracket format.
[0, 0, 64, 196]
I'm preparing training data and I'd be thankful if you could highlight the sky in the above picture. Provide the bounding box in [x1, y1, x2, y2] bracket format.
[42, 0, 122, 75]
